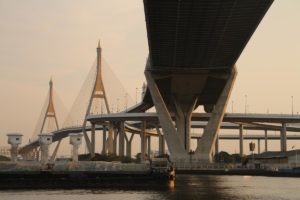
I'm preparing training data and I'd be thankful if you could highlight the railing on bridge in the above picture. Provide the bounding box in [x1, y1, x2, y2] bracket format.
[173, 160, 236, 170]
[0, 146, 10, 157]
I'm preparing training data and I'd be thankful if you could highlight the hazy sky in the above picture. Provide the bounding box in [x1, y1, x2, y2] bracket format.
[0, 1, 300, 154]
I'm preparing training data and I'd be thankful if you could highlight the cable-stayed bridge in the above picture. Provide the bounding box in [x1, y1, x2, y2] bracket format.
[18, 0, 300, 163]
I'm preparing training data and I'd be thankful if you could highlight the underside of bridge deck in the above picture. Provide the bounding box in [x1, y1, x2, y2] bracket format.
[143, 0, 273, 162]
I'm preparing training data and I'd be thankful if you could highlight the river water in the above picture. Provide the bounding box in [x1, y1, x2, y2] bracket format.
[1, 175, 299, 200]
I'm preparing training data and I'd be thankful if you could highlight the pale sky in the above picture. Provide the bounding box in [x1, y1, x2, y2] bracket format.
[0, 1, 300, 155]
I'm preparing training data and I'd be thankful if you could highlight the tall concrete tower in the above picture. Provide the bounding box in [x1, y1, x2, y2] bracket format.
[82, 41, 110, 155]
[40, 78, 61, 162]
[40, 78, 59, 133]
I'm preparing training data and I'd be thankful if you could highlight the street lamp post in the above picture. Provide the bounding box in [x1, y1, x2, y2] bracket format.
[291, 96, 294, 116]
[124, 93, 128, 110]
[292, 145, 297, 167]
[136, 87, 138, 104]
[116, 98, 119, 112]
[245, 95, 247, 114]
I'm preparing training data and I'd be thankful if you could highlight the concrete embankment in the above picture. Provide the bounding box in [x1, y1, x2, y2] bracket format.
[177, 168, 300, 177]
[0, 161, 172, 189]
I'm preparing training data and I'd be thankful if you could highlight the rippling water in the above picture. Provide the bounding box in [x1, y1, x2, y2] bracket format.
[1, 175, 300, 200]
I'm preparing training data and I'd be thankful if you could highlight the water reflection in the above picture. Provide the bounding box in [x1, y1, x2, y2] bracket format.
[162, 175, 235, 200]
[1, 175, 300, 200]
[168, 180, 175, 191]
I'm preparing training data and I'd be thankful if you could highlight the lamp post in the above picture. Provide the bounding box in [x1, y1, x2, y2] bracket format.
[245, 95, 248, 114]
[124, 93, 128, 110]
[116, 98, 119, 112]
[292, 145, 297, 167]
[291, 96, 294, 116]
[136, 87, 138, 104]
[249, 142, 255, 167]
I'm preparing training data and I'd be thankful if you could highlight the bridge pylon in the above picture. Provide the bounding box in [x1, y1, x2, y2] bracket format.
[23, 78, 60, 161]
[40, 78, 60, 134]
[82, 41, 111, 158]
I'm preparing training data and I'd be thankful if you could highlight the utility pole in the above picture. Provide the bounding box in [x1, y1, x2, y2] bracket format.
[245, 95, 247, 114]
[136, 87, 138, 104]
[291, 96, 294, 116]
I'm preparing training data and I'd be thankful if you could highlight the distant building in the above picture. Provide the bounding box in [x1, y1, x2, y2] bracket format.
[252, 150, 300, 169]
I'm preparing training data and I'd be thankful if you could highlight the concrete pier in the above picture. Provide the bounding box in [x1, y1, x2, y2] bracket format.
[107, 124, 114, 154]
[146, 136, 151, 157]
[156, 126, 165, 155]
[140, 121, 146, 160]
[38, 134, 52, 165]
[265, 130, 268, 152]
[239, 125, 244, 156]
[69, 133, 82, 162]
[257, 139, 261, 154]
[215, 135, 219, 155]
[113, 128, 118, 155]
[119, 121, 125, 157]
[196, 67, 237, 162]
[7, 133, 23, 162]
[102, 125, 107, 154]
[125, 133, 134, 158]
[91, 123, 96, 158]
[281, 123, 287, 152]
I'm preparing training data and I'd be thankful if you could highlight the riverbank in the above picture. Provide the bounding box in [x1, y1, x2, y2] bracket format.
[0, 170, 172, 190]
[0, 161, 172, 189]
[0, 161, 299, 189]
[177, 168, 300, 177]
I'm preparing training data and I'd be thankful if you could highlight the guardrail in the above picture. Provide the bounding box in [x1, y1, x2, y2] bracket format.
[172, 160, 236, 170]
[0, 147, 10, 156]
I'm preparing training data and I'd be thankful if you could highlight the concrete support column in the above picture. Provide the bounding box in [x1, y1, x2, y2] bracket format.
[215, 135, 219, 155]
[40, 145, 49, 164]
[173, 97, 197, 153]
[280, 123, 287, 152]
[91, 123, 96, 158]
[113, 128, 118, 155]
[72, 145, 79, 162]
[102, 125, 107, 155]
[119, 121, 125, 157]
[107, 123, 114, 154]
[239, 125, 244, 157]
[159, 135, 165, 155]
[156, 126, 165, 155]
[257, 139, 261, 154]
[145, 70, 185, 158]
[69, 133, 82, 163]
[147, 136, 151, 158]
[125, 133, 134, 158]
[7, 133, 22, 162]
[140, 121, 146, 161]
[195, 67, 237, 162]
[10, 145, 18, 162]
[39, 134, 52, 165]
[264, 130, 268, 152]
[197, 138, 201, 149]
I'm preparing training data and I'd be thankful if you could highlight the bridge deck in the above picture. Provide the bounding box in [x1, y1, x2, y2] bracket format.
[144, 0, 273, 107]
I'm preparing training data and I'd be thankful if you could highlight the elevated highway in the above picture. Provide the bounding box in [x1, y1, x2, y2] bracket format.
[19, 0, 276, 163]
[142, 0, 274, 161]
